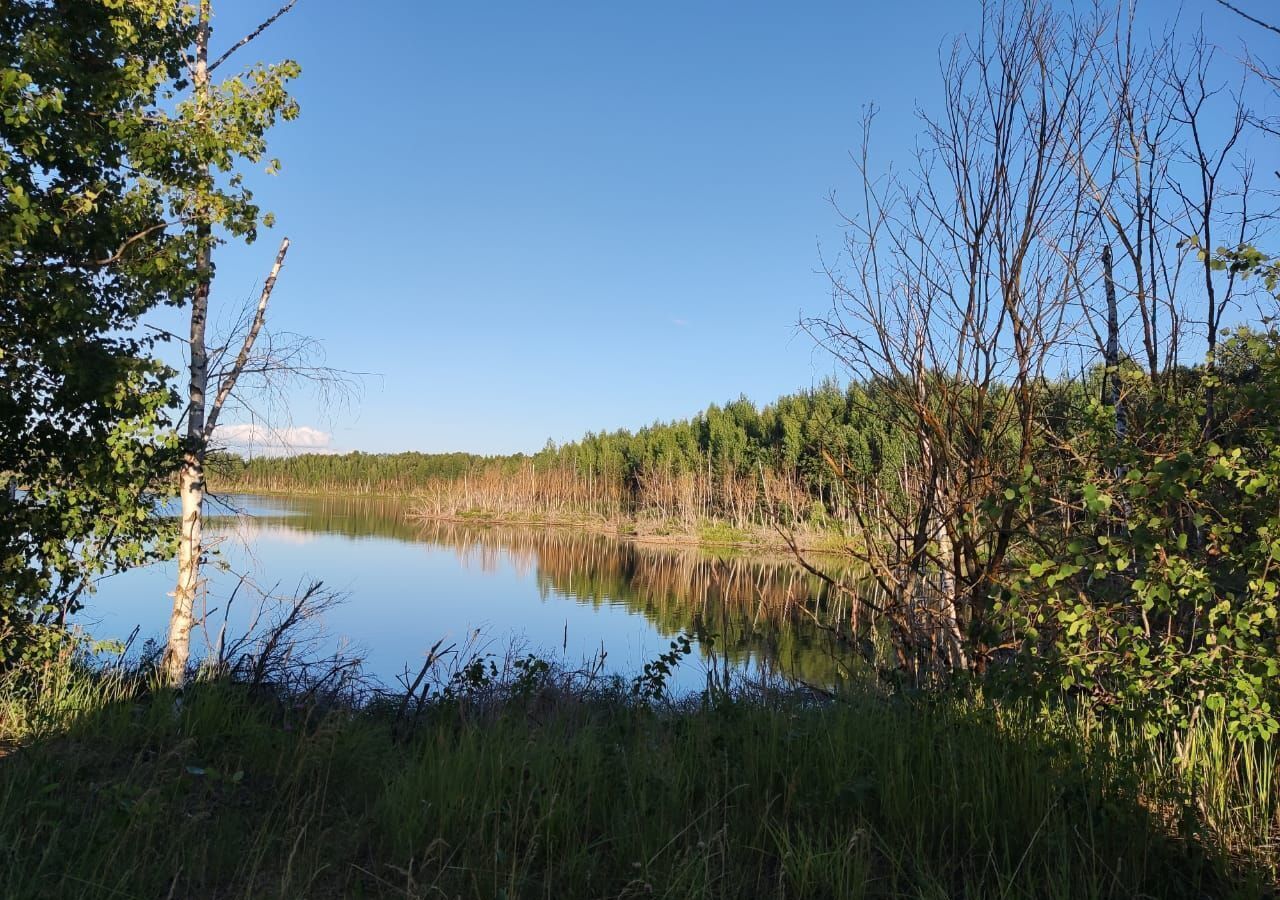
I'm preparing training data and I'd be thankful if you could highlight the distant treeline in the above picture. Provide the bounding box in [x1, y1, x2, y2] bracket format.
[209, 382, 917, 528]
[211, 450, 507, 492]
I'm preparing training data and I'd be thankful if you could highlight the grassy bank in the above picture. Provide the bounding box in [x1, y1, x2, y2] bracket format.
[0, 655, 1276, 899]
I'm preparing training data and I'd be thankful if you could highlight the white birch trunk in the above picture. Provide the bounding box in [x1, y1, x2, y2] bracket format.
[161, 1, 297, 686]
[163, 5, 211, 686]
[165, 453, 205, 683]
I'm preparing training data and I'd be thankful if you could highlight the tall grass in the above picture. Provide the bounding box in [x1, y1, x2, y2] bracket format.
[0, 652, 1275, 899]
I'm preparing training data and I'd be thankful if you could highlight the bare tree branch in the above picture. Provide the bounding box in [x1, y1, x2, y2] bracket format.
[204, 236, 290, 439]
[208, 0, 300, 74]
[1214, 0, 1280, 38]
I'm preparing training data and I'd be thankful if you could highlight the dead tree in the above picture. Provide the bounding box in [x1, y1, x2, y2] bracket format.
[166, 237, 290, 682]
[801, 1, 1272, 681]
[805, 0, 1105, 680]
[1069, 9, 1186, 384]
[1166, 29, 1254, 430]
[162, 1, 363, 685]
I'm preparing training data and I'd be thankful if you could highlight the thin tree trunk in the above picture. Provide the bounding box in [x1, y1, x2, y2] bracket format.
[932, 512, 968, 674]
[1102, 243, 1126, 440]
[165, 447, 205, 683]
[163, 5, 211, 686]
[205, 237, 291, 435]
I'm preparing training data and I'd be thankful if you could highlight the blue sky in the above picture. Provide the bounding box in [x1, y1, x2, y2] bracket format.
[186, 0, 1263, 455]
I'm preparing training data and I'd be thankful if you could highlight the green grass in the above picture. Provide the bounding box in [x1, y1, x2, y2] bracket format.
[696, 521, 753, 546]
[0, 659, 1275, 899]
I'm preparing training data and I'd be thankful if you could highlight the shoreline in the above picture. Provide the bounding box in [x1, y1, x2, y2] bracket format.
[209, 484, 851, 555]
[408, 510, 850, 556]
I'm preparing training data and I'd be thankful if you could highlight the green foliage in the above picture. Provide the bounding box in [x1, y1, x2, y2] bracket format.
[1007, 327, 1280, 740]
[1187, 238, 1280, 297]
[153, 12, 300, 251]
[630, 632, 694, 701]
[0, 1, 194, 662]
[696, 520, 751, 545]
[0, 0, 303, 665]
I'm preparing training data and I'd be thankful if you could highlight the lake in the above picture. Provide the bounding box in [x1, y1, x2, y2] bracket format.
[85, 493, 860, 694]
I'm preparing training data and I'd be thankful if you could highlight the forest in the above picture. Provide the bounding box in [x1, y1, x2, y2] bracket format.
[3, 0, 1280, 897]
[210, 381, 915, 532]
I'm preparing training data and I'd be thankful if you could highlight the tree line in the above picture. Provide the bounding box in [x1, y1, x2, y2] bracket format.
[211, 381, 918, 529]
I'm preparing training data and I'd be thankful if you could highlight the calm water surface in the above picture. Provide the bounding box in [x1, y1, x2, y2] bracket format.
[86, 493, 857, 693]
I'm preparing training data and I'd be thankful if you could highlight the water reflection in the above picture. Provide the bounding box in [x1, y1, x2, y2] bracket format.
[96, 493, 864, 690]
[411, 520, 863, 687]
[206, 492, 422, 540]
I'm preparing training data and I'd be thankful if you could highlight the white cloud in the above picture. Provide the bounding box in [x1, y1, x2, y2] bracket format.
[214, 423, 333, 456]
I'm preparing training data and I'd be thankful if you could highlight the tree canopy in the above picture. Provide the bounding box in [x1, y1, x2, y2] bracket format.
[0, 0, 196, 661]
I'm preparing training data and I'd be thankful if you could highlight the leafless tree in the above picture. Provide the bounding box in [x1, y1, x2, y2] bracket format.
[1068, 8, 1186, 386]
[805, 0, 1106, 679]
[165, 229, 357, 683]
[801, 0, 1274, 681]
[163, 1, 363, 685]
[1166, 28, 1256, 425]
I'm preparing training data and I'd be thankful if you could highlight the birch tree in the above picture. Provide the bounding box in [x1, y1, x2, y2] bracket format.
[156, 0, 303, 684]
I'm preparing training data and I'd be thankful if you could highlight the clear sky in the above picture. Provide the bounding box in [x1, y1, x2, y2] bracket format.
[185, 0, 1260, 456]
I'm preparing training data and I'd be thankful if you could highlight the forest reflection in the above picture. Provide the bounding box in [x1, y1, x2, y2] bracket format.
[210, 493, 866, 687]
[421, 521, 865, 686]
